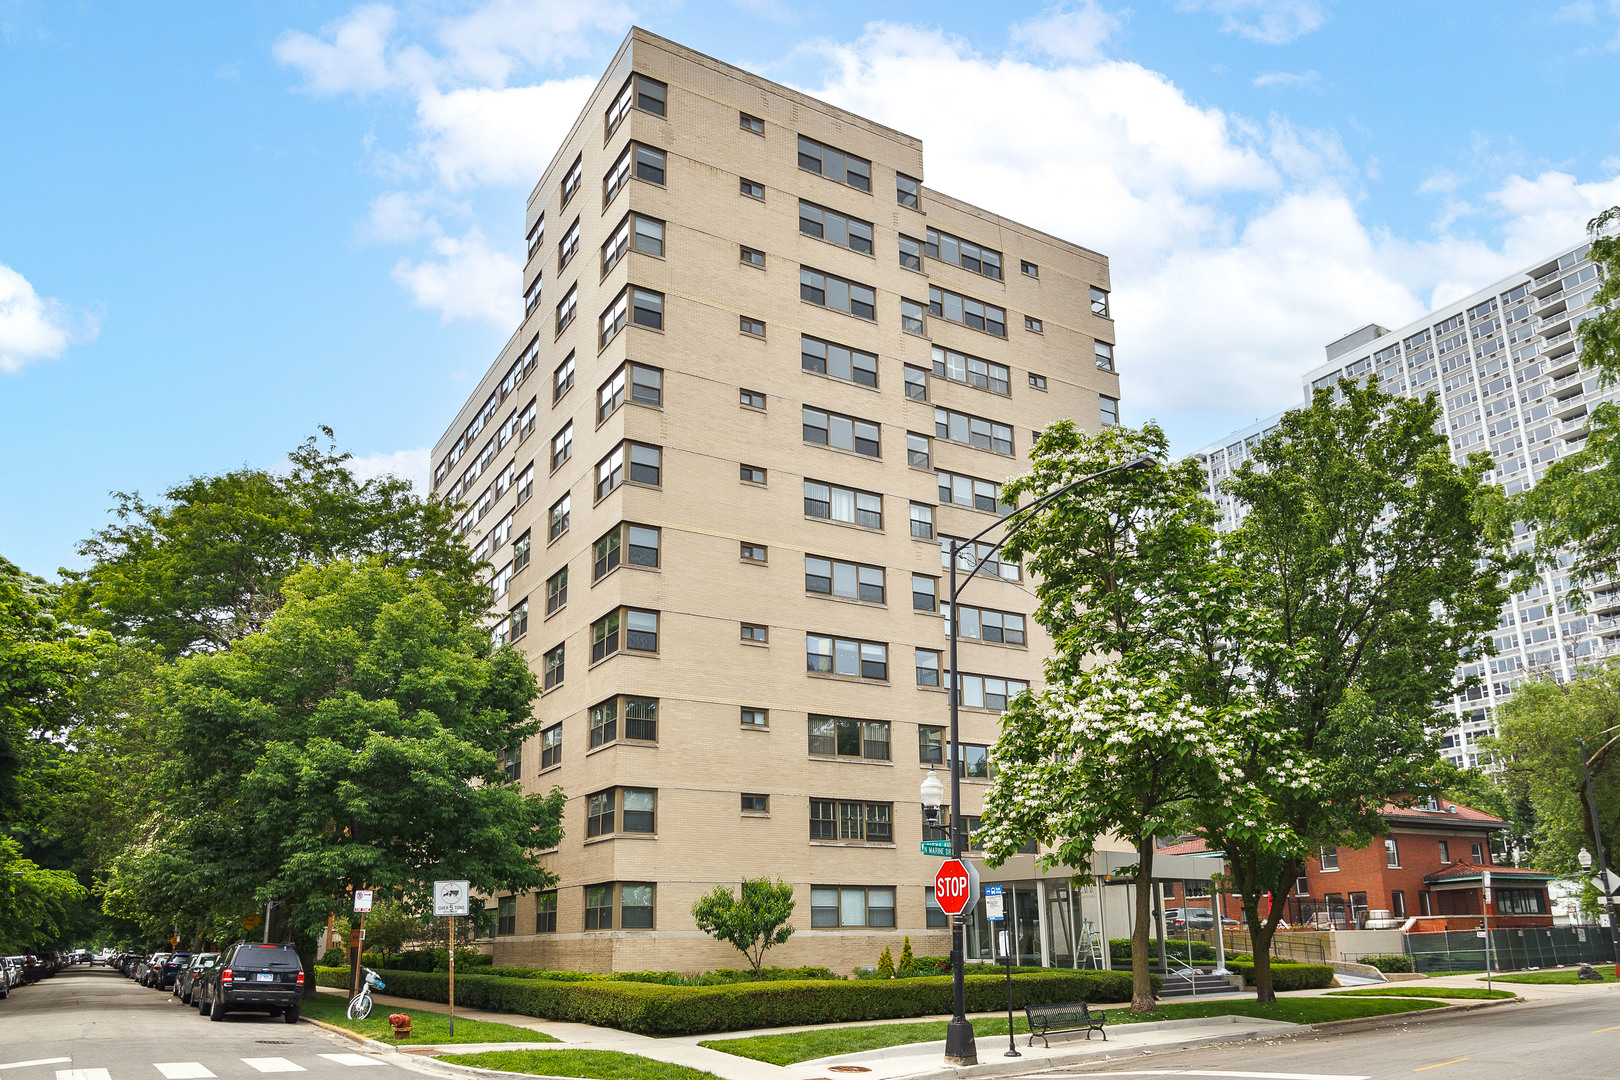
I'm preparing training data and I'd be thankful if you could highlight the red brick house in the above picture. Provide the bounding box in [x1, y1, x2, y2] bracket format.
[1159, 797, 1555, 932]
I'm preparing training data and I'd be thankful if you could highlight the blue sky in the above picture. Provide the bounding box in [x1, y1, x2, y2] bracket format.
[3, 0, 1619, 578]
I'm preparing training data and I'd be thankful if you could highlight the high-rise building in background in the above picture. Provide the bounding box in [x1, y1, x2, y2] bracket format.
[431, 28, 1123, 972]
[1195, 240, 1617, 769]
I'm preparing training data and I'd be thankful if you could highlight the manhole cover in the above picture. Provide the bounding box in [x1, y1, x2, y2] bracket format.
[829, 1068, 872, 1073]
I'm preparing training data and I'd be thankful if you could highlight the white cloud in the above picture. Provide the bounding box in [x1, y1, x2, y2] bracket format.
[1009, 1, 1121, 63]
[346, 446, 431, 493]
[0, 262, 100, 376]
[415, 78, 597, 189]
[1177, 0, 1329, 44]
[433, 0, 636, 87]
[1553, 1, 1597, 23]
[391, 226, 521, 327]
[1252, 69, 1318, 88]
[274, 4, 436, 95]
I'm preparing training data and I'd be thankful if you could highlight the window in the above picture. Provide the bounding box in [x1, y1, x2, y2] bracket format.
[590, 695, 659, 746]
[928, 286, 1005, 336]
[548, 493, 570, 542]
[593, 522, 660, 580]
[740, 543, 767, 563]
[919, 726, 944, 764]
[1025, 315, 1043, 333]
[1472, 842, 1484, 862]
[941, 602, 1026, 645]
[1100, 395, 1119, 427]
[799, 200, 874, 255]
[800, 267, 876, 320]
[546, 567, 567, 615]
[598, 362, 662, 422]
[902, 297, 926, 335]
[551, 422, 573, 470]
[801, 335, 878, 388]
[606, 72, 665, 136]
[805, 556, 884, 603]
[741, 707, 768, 727]
[540, 723, 562, 770]
[633, 215, 664, 257]
[524, 272, 543, 317]
[740, 246, 765, 268]
[558, 218, 580, 271]
[899, 234, 922, 270]
[741, 623, 768, 643]
[803, 480, 882, 529]
[740, 177, 764, 199]
[910, 503, 935, 539]
[1496, 888, 1545, 915]
[535, 891, 557, 933]
[602, 213, 663, 275]
[1439, 840, 1450, 864]
[806, 636, 887, 681]
[499, 744, 521, 782]
[497, 896, 516, 935]
[740, 111, 763, 134]
[912, 574, 937, 612]
[1391, 890, 1406, 918]
[897, 173, 920, 209]
[1095, 341, 1114, 371]
[1020, 260, 1038, 278]
[938, 469, 1015, 514]
[812, 801, 894, 845]
[924, 228, 1003, 280]
[561, 155, 582, 206]
[803, 405, 880, 457]
[740, 464, 767, 485]
[907, 432, 931, 469]
[1385, 839, 1400, 868]
[1091, 286, 1110, 316]
[916, 648, 940, 686]
[948, 672, 1029, 710]
[935, 407, 1013, 455]
[585, 884, 612, 929]
[932, 345, 1010, 396]
[509, 598, 528, 640]
[904, 365, 928, 400]
[740, 316, 766, 338]
[592, 607, 659, 661]
[584, 878, 655, 926]
[797, 135, 871, 191]
[1319, 846, 1339, 871]
[605, 143, 666, 205]
[595, 442, 661, 498]
[926, 889, 948, 928]
[543, 643, 564, 690]
[1294, 875, 1309, 896]
[554, 352, 575, 402]
[632, 287, 663, 330]
[513, 530, 531, 572]
[526, 214, 544, 259]
[739, 389, 765, 409]
[952, 742, 991, 780]
[742, 793, 768, 813]
[810, 886, 895, 927]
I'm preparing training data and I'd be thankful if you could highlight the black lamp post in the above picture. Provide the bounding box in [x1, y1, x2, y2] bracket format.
[932, 455, 1155, 1067]
[1578, 738, 1620, 967]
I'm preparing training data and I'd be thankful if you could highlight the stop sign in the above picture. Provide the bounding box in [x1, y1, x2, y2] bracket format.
[934, 858, 981, 916]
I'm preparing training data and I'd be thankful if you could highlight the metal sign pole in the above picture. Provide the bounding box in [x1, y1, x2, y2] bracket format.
[448, 914, 456, 1038]
[1483, 870, 1492, 994]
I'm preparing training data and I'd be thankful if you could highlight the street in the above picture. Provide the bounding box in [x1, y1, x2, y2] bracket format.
[1049, 990, 1620, 1079]
[0, 968, 419, 1080]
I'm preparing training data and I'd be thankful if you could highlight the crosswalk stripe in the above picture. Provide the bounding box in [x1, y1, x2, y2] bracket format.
[1082, 1072, 1372, 1079]
[155, 1065, 215, 1079]
[0, 1062, 72, 1072]
[315, 1057, 382, 1068]
[57, 1071, 112, 1080]
[239, 1061, 304, 1075]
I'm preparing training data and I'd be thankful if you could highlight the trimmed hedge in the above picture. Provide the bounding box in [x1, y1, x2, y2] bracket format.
[469, 966, 842, 986]
[1225, 961, 1335, 991]
[315, 967, 1150, 1036]
[1109, 938, 1217, 962]
[1360, 954, 1414, 974]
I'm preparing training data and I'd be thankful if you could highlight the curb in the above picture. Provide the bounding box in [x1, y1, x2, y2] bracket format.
[300, 1016, 401, 1054]
[1305, 995, 1520, 1035]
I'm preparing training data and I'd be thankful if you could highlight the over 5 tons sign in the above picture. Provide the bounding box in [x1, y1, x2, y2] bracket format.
[934, 858, 981, 917]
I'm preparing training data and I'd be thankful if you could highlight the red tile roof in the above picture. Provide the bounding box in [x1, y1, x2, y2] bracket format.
[1423, 861, 1557, 885]
[1157, 838, 1214, 856]
[1381, 798, 1505, 829]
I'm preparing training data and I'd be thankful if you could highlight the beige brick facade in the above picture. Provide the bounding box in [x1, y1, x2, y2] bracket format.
[431, 28, 1120, 974]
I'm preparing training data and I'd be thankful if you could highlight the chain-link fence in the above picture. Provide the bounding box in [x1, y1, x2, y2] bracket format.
[1405, 925, 1616, 973]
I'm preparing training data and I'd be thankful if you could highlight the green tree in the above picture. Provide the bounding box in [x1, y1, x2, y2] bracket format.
[689, 876, 796, 979]
[1212, 376, 1516, 1002]
[0, 836, 88, 953]
[362, 898, 426, 960]
[898, 935, 916, 975]
[876, 944, 894, 978]
[1521, 207, 1620, 589]
[60, 429, 479, 657]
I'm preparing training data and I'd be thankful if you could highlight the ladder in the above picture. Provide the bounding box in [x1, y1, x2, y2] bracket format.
[1081, 920, 1105, 969]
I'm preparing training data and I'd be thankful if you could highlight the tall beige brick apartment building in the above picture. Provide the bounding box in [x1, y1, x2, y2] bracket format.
[431, 28, 1123, 973]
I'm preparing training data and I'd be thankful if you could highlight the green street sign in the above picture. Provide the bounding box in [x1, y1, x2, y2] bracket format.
[921, 840, 953, 856]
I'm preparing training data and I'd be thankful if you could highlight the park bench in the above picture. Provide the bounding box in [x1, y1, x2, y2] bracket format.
[1023, 1000, 1107, 1046]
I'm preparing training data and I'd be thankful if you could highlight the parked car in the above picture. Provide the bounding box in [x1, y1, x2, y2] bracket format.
[153, 952, 191, 990]
[3, 958, 23, 989]
[138, 953, 168, 986]
[196, 942, 303, 1023]
[174, 953, 218, 1005]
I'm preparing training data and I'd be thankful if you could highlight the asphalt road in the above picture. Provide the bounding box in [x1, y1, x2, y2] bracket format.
[1045, 991, 1620, 1079]
[0, 967, 423, 1080]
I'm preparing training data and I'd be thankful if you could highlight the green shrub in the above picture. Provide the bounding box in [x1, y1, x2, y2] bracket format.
[321, 969, 1152, 1036]
[898, 938, 916, 976]
[1359, 954, 1414, 974]
[1108, 938, 1216, 962]
[1224, 961, 1335, 991]
[877, 946, 895, 978]
[319, 946, 348, 968]
[475, 966, 840, 987]
[914, 955, 951, 975]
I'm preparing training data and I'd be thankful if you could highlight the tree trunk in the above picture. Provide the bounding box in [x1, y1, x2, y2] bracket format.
[1130, 837, 1157, 1013]
[1249, 925, 1276, 1005]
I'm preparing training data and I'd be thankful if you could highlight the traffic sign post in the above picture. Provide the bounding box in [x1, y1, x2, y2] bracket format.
[981, 886, 1018, 1058]
[984, 885, 1004, 922]
[934, 859, 980, 917]
[435, 881, 470, 1036]
[1482, 870, 1493, 993]
[351, 888, 374, 994]
[920, 840, 953, 857]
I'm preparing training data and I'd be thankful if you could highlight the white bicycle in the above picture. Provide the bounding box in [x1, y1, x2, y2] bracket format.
[346, 967, 387, 1020]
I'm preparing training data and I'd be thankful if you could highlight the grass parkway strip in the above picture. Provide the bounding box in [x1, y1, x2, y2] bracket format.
[1482, 968, 1620, 984]
[436, 1050, 722, 1080]
[697, 998, 1444, 1065]
[1328, 987, 1516, 1000]
[303, 993, 556, 1045]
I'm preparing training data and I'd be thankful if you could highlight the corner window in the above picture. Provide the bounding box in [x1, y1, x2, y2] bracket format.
[598, 362, 662, 422]
[602, 213, 663, 276]
[810, 886, 894, 926]
[605, 73, 666, 137]
[797, 134, 871, 191]
[805, 556, 884, 603]
[584, 880, 655, 930]
[526, 214, 545, 259]
[808, 715, 890, 760]
[802, 334, 878, 388]
[806, 635, 887, 681]
[595, 442, 661, 499]
[543, 643, 565, 690]
[896, 173, 920, 209]
[524, 272, 543, 317]
[590, 695, 658, 747]
[593, 523, 660, 580]
[592, 607, 659, 661]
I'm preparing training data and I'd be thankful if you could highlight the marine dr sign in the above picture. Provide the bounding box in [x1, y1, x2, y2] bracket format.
[934, 858, 981, 917]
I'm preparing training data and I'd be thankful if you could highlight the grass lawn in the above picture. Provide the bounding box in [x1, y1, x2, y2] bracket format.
[302, 993, 556, 1045]
[1329, 987, 1515, 1000]
[1483, 967, 1619, 985]
[697, 998, 1442, 1065]
[436, 1050, 719, 1080]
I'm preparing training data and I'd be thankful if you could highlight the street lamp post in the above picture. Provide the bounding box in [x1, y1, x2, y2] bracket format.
[932, 455, 1155, 1067]
[1577, 740, 1620, 968]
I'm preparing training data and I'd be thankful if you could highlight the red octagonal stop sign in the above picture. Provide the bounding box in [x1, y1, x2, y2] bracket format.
[934, 858, 981, 916]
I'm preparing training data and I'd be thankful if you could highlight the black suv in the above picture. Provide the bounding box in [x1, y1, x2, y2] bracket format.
[198, 943, 304, 1023]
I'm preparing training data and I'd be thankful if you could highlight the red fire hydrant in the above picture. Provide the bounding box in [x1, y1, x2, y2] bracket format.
[388, 1013, 412, 1040]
